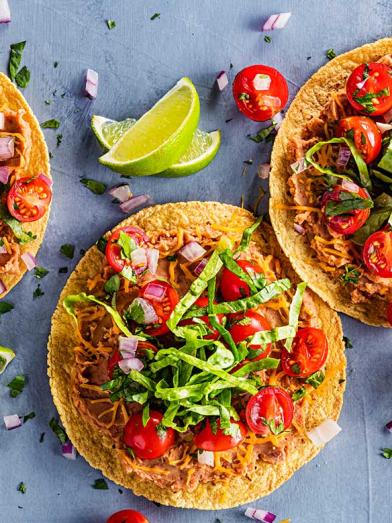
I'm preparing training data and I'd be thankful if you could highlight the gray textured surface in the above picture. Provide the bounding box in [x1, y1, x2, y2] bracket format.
[0, 1, 392, 522]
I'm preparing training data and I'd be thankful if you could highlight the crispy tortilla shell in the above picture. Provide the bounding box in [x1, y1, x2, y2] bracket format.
[48, 202, 345, 509]
[269, 38, 392, 326]
[0, 72, 51, 297]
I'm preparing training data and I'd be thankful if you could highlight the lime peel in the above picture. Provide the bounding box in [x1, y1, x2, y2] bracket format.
[0, 346, 15, 374]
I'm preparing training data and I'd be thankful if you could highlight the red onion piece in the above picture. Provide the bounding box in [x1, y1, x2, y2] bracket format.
[385, 420, 392, 433]
[143, 282, 167, 302]
[244, 508, 276, 522]
[0, 136, 14, 161]
[0, 166, 10, 184]
[0, 0, 11, 23]
[131, 247, 147, 274]
[0, 279, 7, 295]
[38, 173, 53, 188]
[84, 69, 98, 99]
[129, 297, 158, 324]
[118, 336, 138, 357]
[383, 107, 392, 123]
[4, 414, 22, 430]
[197, 450, 214, 467]
[307, 419, 341, 446]
[253, 74, 271, 91]
[376, 122, 392, 134]
[0, 244, 7, 254]
[146, 248, 159, 274]
[21, 252, 37, 271]
[294, 223, 305, 235]
[341, 179, 360, 193]
[179, 241, 206, 262]
[336, 145, 351, 167]
[119, 357, 144, 373]
[108, 184, 132, 203]
[262, 14, 279, 31]
[272, 111, 283, 130]
[216, 71, 228, 91]
[257, 163, 270, 179]
[356, 78, 368, 91]
[61, 441, 77, 460]
[263, 12, 291, 31]
[194, 257, 208, 276]
[290, 157, 308, 174]
[120, 194, 152, 214]
[0, 113, 4, 130]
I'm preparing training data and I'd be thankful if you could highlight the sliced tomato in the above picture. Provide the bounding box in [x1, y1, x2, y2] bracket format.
[246, 386, 293, 436]
[321, 184, 371, 235]
[229, 311, 272, 358]
[123, 410, 175, 460]
[193, 418, 247, 451]
[337, 116, 382, 163]
[105, 226, 149, 273]
[386, 302, 392, 325]
[232, 64, 289, 121]
[281, 327, 328, 378]
[363, 229, 392, 278]
[346, 62, 392, 116]
[107, 510, 149, 523]
[107, 350, 122, 379]
[139, 280, 179, 336]
[7, 176, 52, 222]
[180, 296, 223, 340]
[220, 259, 262, 301]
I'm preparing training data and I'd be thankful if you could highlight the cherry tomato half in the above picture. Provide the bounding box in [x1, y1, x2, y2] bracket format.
[105, 226, 149, 273]
[123, 410, 175, 460]
[139, 280, 179, 336]
[193, 418, 247, 451]
[363, 229, 392, 278]
[179, 296, 223, 339]
[281, 327, 328, 378]
[107, 509, 149, 523]
[321, 184, 371, 235]
[7, 176, 52, 222]
[220, 260, 263, 301]
[232, 65, 289, 122]
[337, 116, 382, 164]
[346, 62, 392, 116]
[246, 386, 293, 436]
[229, 310, 272, 356]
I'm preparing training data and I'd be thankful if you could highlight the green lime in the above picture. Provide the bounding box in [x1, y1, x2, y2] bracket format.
[91, 116, 136, 149]
[99, 77, 200, 176]
[0, 346, 15, 374]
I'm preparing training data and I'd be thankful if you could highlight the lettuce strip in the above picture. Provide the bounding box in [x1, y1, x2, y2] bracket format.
[284, 282, 307, 351]
[232, 357, 279, 377]
[236, 216, 263, 252]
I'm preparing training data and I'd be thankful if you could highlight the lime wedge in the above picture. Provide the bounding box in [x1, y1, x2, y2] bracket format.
[159, 129, 221, 177]
[91, 116, 136, 149]
[99, 77, 200, 176]
[0, 346, 15, 374]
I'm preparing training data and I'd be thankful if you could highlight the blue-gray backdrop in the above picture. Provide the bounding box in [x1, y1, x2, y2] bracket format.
[0, 1, 391, 522]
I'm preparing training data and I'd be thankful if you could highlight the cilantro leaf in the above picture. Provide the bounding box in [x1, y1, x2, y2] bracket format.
[292, 387, 306, 401]
[41, 119, 60, 129]
[326, 48, 336, 60]
[305, 370, 325, 389]
[34, 266, 49, 279]
[8, 41, 26, 81]
[106, 19, 116, 29]
[80, 178, 107, 195]
[60, 243, 75, 259]
[382, 448, 392, 459]
[17, 482, 26, 494]
[15, 66, 30, 88]
[7, 374, 26, 398]
[247, 123, 276, 143]
[340, 265, 361, 286]
[92, 478, 109, 490]
[0, 302, 14, 315]
[104, 274, 120, 294]
[150, 13, 160, 20]
[343, 336, 353, 349]
[49, 417, 68, 444]
[33, 285, 44, 299]
[23, 411, 36, 423]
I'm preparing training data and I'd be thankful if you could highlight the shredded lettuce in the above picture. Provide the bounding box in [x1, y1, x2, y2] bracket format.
[0, 205, 36, 244]
[284, 282, 307, 351]
[236, 216, 263, 252]
[232, 357, 280, 377]
[248, 324, 296, 346]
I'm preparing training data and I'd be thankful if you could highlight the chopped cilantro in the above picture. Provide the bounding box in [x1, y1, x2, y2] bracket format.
[247, 122, 276, 143]
[307, 56, 312, 60]
[262, 416, 284, 435]
[292, 387, 306, 401]
[264, 35, 271, 43]
[238, 92, 249, 101]
[15, 66, 31, 89]
[8, 41, 26, 81]
[166, 254, 177, 261]
[305, 371, 325, 389]
[225, 118, 233, 123]
[7, 375, 26, 397]
[33, 284, 44, 299]
[17, 482, 26, 494]
[80, 178, 107, 195]
[243, 159, 253, 165]
[49, 152, 53, 159]
[150, 12, 160, 20]
[41, 119, 60, 129]
[104, 274, 120, 294]
[0, 301, 14, 315]
[34, 266, 49, 279]
[353, 88, 390, 114]
[54, 61, 59, 68]
[92, 478, 109, 490]
[343, 336, 353, 349]
[106, 19, 116, 29]
[56, 134, 63, 147]
[326, 48, 336, 60]
[59, 266, 68, 274]
[340, 265, 361, 286]
[60, 244, 75, 259]
[96, 236, 108, 253]
[361, 132, 366, 145]
[23, 411, 36, 423]
[44, 100, 51, 105]
[118, 231, 136, 258]
[382, 448, 392, 459]
[290, 363, 301, 375]
[49, 417, 68, 444]
[39, 432, 45, 443]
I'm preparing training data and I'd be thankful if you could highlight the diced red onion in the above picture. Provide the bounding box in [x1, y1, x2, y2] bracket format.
[383, 107, 392, 123]
[216, 71, 228, 91]
[38, 173, 53, 188]
[336, 145, 351, 168]
[197, 450, 214, 467]
[0, 279, 7, 295]
[143, 282, 167, 302]
[244, 507, 276, 522]
[261, 95, 281, 110]
[0, 0, 11, 23]
[263, 12, 291, 31]
[108, 184, 132, 203]
[130, 297, 158, 325]
[257, 163, 270, 179]
[376, 122, 392, 134]
[0, 136, 14, 161]
[194, 257, 208, 276]
[0, 166, 10, 184]
[356, 78, 368, 91]
[61, 441, 77, 460]
[0, 113, 4, 130]
[118, 336, 138, 357]
[294, 223, 305, 235]
[385, 420, 392, 433]
[341, 179, 359, 193]
[307, 419, 341, 446]
[0, 244, 7, 254]
[4, 414, 22, 430]
[146, 248, 159, 274]
[131, 248, 147, 274]
[179, 241, 206, 262]
[253, 74, 271, 91]
[21, 252, 37, 271]
[84, 69, 98, 99]
[120, 194, 152, 214]
[272, 111, 283, 130]
[290, 157, 308, 174]
[119, 357, 144, 373]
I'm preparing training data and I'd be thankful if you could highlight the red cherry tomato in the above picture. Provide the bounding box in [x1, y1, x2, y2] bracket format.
[321, 184, 371, 235]
[346, 62, 392, 116]
[363, 229, 392, 278]
[193, 418, 247, 451]
[281, 327, 328, 378]
[229, 311, 272, 358]
[220, 260, 263, 301]
[123, 410, 175, 460]
[107, 509, 149, 523]
[337, 116, 382, 163]
[246, 386, 293, 436]
[7, 176, 52, 222]
[139, 280, 179, 336]
[232, 65, 289, 122]
[386, 302, 392, 325]
[105, 226, 149, 273]
[180, 296, 223, 340]
[108, 350, 122, 378]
